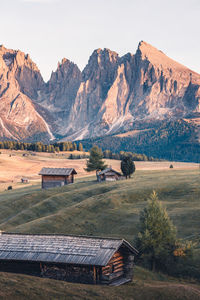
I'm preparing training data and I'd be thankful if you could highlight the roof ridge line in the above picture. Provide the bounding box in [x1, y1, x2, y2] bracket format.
[2, 232, 123, 241]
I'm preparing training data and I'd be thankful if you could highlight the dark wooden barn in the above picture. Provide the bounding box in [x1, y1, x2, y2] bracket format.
[39, 168, 77, 189]
[0, 233, 138, 286]
[97, 168, 125, 182]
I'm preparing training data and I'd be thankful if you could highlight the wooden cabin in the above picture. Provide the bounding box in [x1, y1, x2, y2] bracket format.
[0, 233, 138, 286]
[39, 168, 77, 189]
[97, 168, 125, 182]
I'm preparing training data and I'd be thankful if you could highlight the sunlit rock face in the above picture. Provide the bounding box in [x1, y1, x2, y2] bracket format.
[38, 58, 82, 126]
[0, 42, 199, 142]
[0, 45, 54, 141]
[61, 41, 200, 140]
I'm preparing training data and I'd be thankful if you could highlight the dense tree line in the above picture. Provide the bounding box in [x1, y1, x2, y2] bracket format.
[103, 150, 157, 161]
[0, 140, 158, 161]
[81, 120, 200, 162]
[0, 141, 84, 153]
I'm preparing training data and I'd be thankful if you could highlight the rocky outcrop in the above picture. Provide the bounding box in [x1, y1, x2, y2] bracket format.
[0, 45, 54, 141]
[0, 41, 199, 143]
[39, 59, 81, 117]
[62, 41, 200, 140]
[65, 48, 119, 138]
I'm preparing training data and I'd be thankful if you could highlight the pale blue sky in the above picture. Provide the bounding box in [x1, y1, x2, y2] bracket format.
[1, 0, 199, 81]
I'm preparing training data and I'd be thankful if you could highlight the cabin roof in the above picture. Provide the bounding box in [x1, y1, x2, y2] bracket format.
[0, 233, 138, 266]
[39, 168, 77, 176]
[98, 168, 122, 176]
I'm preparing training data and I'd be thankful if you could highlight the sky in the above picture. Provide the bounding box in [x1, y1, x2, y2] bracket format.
[0, 0, 200, 81]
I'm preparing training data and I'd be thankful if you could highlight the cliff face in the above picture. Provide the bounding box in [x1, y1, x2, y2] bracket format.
[39, 59, 81, 116]
[0, 42, 199, 144]
[128, 41, 200, 119]
[62, 41, 200, 140]
[65, 48, 119, 138]
[0, 45, 54, 141]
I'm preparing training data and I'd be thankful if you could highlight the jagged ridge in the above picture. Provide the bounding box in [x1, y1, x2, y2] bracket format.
[0, 42, 199, 152]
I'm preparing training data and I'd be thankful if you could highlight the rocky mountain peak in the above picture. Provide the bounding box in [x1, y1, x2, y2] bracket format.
[136, 41, 200, 84]
[81, 48, 119, 86]
[0, 45, 54, 142]
[92, 48, 118, 64]
[0, 45, 44, 99]
[37, 58, 82, 122]
[0, 42, 199, 147]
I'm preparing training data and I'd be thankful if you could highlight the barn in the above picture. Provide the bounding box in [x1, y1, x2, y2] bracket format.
[39, 168, 77, 189]
[97, 168, 125, 182]
[0, 233, 138, 286]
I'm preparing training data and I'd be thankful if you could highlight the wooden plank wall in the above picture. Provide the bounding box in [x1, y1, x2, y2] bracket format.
[42, 175, 66, 182]
[101, 251, 124, 283]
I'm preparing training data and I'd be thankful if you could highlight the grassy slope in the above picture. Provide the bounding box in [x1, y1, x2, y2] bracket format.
[0, 169, 199, 241]
[0, 169, 200, 299]
[0, 267, 200, 300]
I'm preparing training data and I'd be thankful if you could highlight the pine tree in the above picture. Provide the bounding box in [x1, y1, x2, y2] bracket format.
[136, 191, 176, 271]
[85, 146, 107, 178]
[121, 156, 135, 179]
[78, 143, 83, 152]
[73, 142, 77, 151]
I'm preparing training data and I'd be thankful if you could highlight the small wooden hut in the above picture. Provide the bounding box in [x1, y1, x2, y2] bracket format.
[39, 168, 77, 189]
[0, 233, 138, 286]
[97, 168, 125, 182]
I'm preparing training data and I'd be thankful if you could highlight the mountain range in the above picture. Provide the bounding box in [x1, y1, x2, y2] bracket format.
[0, 41, 199, 160]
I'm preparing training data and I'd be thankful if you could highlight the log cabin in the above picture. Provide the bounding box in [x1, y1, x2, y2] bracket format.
[39, 168, 77, 189]
[0, 233, 138, 286]
[97, 168, 125, 182]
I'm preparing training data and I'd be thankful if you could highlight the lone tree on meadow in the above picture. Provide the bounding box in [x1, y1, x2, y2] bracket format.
[121, 156, 135, 179]
[85, 145, 107, 179]
[136, 191, 177, 271]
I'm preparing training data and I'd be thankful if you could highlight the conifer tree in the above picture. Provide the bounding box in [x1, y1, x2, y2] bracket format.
[136, 191, 176, 271]
[78, 143, 83, 152]
[73, 142, 77, 151]
[121, 156, 135, 178]
[85, 146, 107, 178]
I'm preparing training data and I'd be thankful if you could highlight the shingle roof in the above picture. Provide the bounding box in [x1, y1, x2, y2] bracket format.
[0, 233, 138, 266]
[39, 168, 77, 176]
[98, 168, 122, 176]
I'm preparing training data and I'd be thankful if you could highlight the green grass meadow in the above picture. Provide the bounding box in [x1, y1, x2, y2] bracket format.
[0, 266, 199, 300]
[0, 169, 199, 299]
[0, 169, 199, 241]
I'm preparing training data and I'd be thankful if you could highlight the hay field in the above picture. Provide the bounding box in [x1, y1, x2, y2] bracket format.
[0, 149, 198, 191]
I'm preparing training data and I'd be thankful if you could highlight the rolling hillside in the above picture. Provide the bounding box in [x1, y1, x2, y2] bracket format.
[0, 168, 200, 299]
[0, 267, 200, 300]
[0, 169, 199, 240]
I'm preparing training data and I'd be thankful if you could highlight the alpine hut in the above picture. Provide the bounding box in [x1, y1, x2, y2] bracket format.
[39, 168, 77, 189]
[0, 233, 138, 286]
[97, 168, 125, 182]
